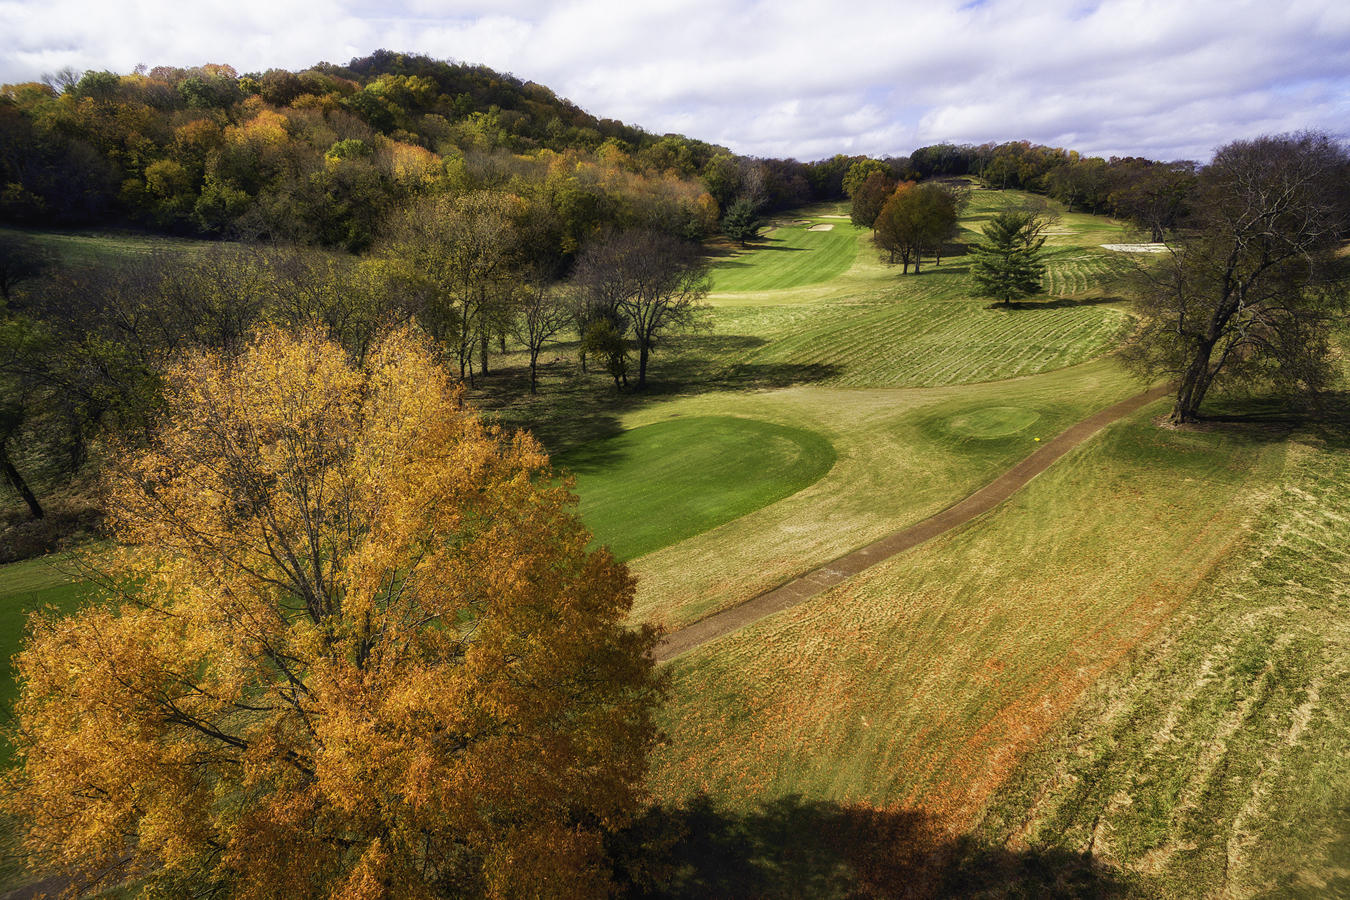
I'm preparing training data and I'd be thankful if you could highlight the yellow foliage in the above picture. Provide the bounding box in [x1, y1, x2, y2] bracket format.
[4, 326, 661, 897]
[228, 105, 290, 146]
[380, 140, 441, 187]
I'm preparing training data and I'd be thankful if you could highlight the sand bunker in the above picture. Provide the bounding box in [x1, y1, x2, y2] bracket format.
[808, 223, 835, 232]
[1101, 243, 1168, 253]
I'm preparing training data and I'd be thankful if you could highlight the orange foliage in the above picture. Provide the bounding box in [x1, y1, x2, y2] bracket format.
[4, 326, 662, 898]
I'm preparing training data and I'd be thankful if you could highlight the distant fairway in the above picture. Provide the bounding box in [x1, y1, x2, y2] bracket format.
[558, 416, 835, 561]
[710, 218, 864, 293]
[694, 196, 1132, 389]
[737, 291, 1128, 387]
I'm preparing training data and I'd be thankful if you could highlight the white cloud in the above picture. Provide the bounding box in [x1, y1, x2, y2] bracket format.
[2, 0, 1347, 161]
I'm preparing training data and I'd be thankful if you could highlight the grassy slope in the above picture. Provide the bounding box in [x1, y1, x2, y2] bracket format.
[649, 402, 1284, 824]
[974, 433, 1350, 897]
[558, 416, 836, 562]
[0, 225, 206, 269]
[697, 194, 1132, 391]
[623, 356, 1143, 630]
[6, 191, 1342, 896]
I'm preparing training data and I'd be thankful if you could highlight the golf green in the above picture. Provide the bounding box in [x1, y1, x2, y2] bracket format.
[559, 416, 836, 561]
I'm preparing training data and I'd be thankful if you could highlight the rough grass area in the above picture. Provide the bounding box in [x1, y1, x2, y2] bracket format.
[647, 400, 1285, 852]
[974, 435, 1350, 897]
[709, 217, 864, 294]
[557, 416, 836, 561]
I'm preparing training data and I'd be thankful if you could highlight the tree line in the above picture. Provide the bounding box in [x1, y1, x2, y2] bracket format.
[842, 141, 1196, 243]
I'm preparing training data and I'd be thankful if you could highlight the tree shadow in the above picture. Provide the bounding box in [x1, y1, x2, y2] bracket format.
[998, 296, 1126, 310]
[470, 337, 841, 456]
[608, 794, 1140, 899]
[1189, 391, 1350, 450]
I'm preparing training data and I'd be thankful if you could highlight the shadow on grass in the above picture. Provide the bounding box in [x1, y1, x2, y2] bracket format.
[1190, 391, 1350, 451]
[608, 794, 1139, 899]
[470, 336, 842, 455]
[996, 295, 1127, 311]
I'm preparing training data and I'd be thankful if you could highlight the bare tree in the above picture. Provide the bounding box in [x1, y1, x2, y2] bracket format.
[379, 192, 522, 384]
[1123, 132, 1350, 424]
[571, 229, 709, 389]
[507, 267, 571, 393]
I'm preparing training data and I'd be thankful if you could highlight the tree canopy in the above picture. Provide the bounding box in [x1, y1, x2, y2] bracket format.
[572, 229, 709, 390]
[1124, 132, 1350, 423]
[872, 181, 960, 274]
[4, 326, 662, 897]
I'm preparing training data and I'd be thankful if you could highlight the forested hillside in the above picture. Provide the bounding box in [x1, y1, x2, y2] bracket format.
[0, 51, 849, 251]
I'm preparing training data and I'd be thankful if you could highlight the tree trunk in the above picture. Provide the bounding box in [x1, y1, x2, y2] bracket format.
[637, 342, 650, 390]
[0, 441, 43, 520]
[1170, 339, 1217, 423]
[529, 349, 539, 394]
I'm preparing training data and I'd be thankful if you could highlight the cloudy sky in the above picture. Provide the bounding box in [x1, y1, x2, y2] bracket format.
[3, 0, 1348, 162]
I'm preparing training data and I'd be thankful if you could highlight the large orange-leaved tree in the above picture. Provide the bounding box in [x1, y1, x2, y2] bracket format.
[4, 326, 662, 898]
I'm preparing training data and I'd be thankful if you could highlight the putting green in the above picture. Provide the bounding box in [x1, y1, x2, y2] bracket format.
[947, 406, 1041, 438]
[558, 416, 836, 561]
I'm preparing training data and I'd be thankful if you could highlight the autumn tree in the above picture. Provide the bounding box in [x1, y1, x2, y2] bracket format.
[379, 191, 524, 383]
[4, 326, 662, 898]
[1123, 132, 1350, 423]
[849, 170, 895, 229]
[572, 229, 709, 390]
[969, 210, 1048, 305]
[873, 182, 921, 271]
[873, 182, 960, 274]
[842, 158, 892, 200]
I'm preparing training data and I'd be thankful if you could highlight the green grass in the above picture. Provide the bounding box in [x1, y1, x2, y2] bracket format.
[0, 225, 208, 268]
[709, 217, 864, 293]
[618, 356, 1145, 630]
[690, 192, 1134, 390]
[558, 416, 836, 561]
[7, 187, 1335, 897]
[0, 555, 95, 756]
[726, 285, 1129, 388]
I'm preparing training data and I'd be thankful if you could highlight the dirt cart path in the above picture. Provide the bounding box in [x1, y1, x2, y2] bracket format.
[653, 383, 1172, 663]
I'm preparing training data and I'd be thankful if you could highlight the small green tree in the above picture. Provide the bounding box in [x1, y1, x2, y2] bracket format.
[969, 211, 1047, 305]
[721, 198, 761, 246]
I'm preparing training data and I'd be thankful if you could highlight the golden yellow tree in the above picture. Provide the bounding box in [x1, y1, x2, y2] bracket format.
[5, 326, 661, 898]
